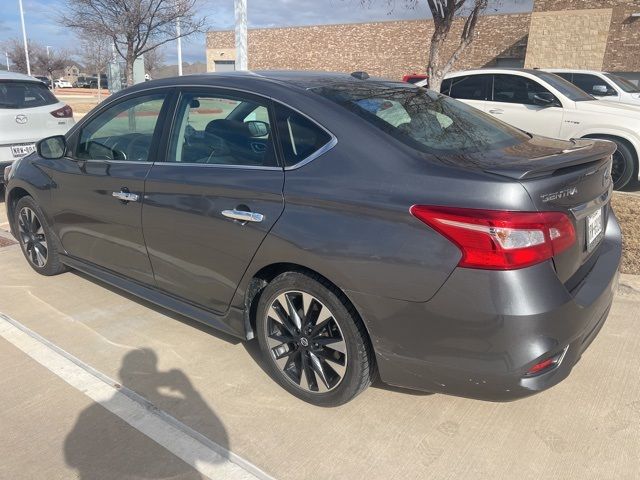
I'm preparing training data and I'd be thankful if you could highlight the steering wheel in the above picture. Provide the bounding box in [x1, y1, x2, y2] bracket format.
[125, 135, 151, 162]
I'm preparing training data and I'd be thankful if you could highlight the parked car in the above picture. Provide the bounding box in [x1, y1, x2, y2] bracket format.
[442, 68, 640, 189]
[544, 69, 640, 107]
[402, 73, 429, 85]
[54, 79, 73, 88]
[90, 74, 108, 89]
[74, 76, 94, 88]
[4, 71, 621, 406]
[0, 71, 74, 193]
[32, 75, 52, 89]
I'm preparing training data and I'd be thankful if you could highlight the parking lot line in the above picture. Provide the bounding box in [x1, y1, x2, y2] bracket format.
[0, 312, 274, 480]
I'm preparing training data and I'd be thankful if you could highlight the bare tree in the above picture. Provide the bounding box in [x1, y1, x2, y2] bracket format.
[360, 0, 519, 91]
[60, 0, 207, 86]
[33, 45, 70, 81]
[78, 35, 111, 98]
[144, 46, 166, 78]
[3, 37, 35, 74]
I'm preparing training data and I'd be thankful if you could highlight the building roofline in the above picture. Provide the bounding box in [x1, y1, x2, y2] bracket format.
[206, 10, 532, 34]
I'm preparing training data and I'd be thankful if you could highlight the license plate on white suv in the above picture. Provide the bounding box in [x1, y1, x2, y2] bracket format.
[586, 207, 604, 251]
[11, 143, 36, 158]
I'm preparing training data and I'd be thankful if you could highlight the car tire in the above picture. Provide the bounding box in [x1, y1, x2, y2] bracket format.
[256, 271, 375, 406]
[593, 137, 636, 190]
[14, 196, 67, 276]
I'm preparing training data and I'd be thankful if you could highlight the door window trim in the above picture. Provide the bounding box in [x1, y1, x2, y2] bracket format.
[159, 88, 283, 170]
[68, 89, 174, 164]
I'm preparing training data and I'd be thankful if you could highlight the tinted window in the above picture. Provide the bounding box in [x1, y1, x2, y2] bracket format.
[530, 71, 594, 101]
[604, 73, 640, 93]
[447, 75, 490, 101]
[0, 81, 57, 109]
[167, 93, 278, 167]
[313, 82, 528, 154]
[275, 105, 332, 167]
[572, 73, 615, 95]
[493, 74, 555, 105]
[77, 94, 166, 161]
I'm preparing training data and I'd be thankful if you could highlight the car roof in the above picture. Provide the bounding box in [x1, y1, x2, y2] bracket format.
[123, 70, 398, 94]
[542, 69, 606, 74]
[0, 70, 43, 83]
[445, 68, 547, 78]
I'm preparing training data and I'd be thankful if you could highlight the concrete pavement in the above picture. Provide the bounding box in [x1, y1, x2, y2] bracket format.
[1, 202, 640, 479]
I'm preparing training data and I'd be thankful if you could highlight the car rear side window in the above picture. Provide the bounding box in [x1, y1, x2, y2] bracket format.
[275, 105, 333, 167]
[313, 81, 528, 154]
[166, 92, 278, 167]
[0, 81, 57, 109]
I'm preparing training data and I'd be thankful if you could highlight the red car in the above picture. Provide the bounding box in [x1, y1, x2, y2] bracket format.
[402, 73, 429, 85]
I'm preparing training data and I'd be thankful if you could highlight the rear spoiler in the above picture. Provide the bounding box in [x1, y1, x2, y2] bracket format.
[485, 139, 617, 180]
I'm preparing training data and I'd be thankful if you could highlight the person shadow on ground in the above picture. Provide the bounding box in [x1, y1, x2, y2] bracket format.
[64, 348, 229, 480]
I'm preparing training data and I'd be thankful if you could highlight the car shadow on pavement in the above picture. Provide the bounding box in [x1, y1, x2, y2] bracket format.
[70, 270, 243, 346]
[64, 348, 228, 480]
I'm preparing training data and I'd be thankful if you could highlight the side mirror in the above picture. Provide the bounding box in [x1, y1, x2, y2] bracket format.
[593, 84, 617, 96]
[245, 120, 270, 137]
[37, 135, 66, 159]
[533, 93, 559, 108]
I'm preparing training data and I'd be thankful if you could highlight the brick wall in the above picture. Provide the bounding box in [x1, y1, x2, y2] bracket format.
[206, 13, 531, 80]
[603, 4, 640, 71]
[525, 9, 614, 69]
[534, 0, 632, 11]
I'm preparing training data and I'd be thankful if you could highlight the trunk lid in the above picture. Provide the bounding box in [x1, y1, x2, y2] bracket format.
[485, 137, 616, 283]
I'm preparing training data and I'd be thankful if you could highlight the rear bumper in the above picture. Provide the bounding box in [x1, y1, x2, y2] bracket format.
[349, 208, 622, 401]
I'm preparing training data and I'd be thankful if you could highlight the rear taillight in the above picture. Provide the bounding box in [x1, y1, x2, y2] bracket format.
[51, 105, 73, 118]
[410, 205, 576, 270]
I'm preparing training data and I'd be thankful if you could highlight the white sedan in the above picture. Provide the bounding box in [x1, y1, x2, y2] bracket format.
[0, 71, 75, 184]
[544, 69, 640, 107]
[54, 79, 73, 88]
[442, 68, 640, 189]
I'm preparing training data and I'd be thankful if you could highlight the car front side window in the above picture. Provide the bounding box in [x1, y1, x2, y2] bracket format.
[76, 94, 167, 162]
[493, 74, 557, 106]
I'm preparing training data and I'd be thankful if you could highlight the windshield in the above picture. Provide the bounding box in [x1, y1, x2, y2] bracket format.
[532, 71, 595, 101]
[312, 82, 529, 154]
[604, 73, 640, 93]
[0, 80, 58, 109]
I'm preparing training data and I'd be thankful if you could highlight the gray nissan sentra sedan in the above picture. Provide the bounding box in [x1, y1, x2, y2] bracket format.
[3, 71, 621, 406]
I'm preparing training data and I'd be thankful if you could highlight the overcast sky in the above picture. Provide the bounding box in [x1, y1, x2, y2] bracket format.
[1, 0, 533, 66]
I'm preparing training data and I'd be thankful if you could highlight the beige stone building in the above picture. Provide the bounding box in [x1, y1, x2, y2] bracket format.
[206, 0, 640, 82]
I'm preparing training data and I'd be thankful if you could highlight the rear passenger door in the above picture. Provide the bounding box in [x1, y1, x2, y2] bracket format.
[486, 74, 564, 139]
[441, 74, 491, 113]
[142, 89, 285, 314]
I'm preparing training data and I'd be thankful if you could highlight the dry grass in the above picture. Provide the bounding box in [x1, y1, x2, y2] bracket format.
[67, 100, 101, 114]
[611, 192, 640, 274]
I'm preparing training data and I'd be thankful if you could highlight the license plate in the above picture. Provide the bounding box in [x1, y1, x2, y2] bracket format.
[11, 143, 36, 158]
[586, 208, 604, 251]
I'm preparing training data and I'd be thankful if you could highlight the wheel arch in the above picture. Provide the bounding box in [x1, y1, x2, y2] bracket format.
[242, 262, 375, 354]
[6, 186, 33, 237]
[580, 133, 639, 180]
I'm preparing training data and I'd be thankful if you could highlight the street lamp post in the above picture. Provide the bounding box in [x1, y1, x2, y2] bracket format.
[5, 52, 10, 71]
[176, 19, 183, 76]
[18, 0, 31, 75]
[234, 0, 247, 70]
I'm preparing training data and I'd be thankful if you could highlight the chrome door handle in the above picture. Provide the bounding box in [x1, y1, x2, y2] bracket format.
[489, 109, 504, 114]
[112, 191, 139, 202]
[221, 209, 264, 223]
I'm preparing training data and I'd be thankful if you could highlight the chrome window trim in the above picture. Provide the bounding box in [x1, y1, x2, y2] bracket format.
[151, 162, 281, 171]
[75, 83, 338, 171]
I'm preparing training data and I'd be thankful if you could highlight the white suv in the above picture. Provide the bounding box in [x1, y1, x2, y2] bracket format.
[544, 69, 640, 107]
[442, 68, 640, 189]
[0, 71, 75, 182]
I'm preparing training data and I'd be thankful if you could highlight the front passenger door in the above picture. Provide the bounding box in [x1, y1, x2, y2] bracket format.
[486, 74, 564, 139]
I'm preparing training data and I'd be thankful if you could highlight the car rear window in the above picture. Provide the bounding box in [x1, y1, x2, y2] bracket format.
[312, 81, 529, 154]
[0, 81, 58, 109]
